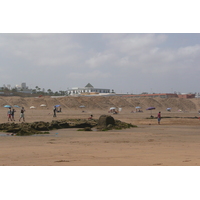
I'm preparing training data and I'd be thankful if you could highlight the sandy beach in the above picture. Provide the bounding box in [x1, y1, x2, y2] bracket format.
[1, 96, 200, 166]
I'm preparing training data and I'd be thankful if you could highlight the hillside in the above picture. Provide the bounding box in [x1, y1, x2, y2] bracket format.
[0, 96, 200, 112]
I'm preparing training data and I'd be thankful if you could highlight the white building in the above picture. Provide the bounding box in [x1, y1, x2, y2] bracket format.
[66, 83, 114, 96]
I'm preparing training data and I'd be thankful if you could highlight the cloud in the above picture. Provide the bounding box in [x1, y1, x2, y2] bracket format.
[85, 52, 115, 68]
[66, 70, 111, 80]
[177, 44, 200, 58]
[0, 34, 82, 68]
[0, 33, 200, 93]
[105, 33, 167, 54]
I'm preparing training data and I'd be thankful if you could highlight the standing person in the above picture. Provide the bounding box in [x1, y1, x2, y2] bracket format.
[53, 106, 57, 117]
[19, 107, 25, 122]
[11, 108, 16, 121]
[157, 111, 161, 125]
[7, 107, 12, 121]
[88, 115, 93, 120]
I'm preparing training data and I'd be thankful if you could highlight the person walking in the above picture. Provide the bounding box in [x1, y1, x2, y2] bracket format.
[19, 107, 25, 122]
[157, 111, 161, 125]
[11, 108, 16, 121]
[53, 106, 57, 117]
[7, 107, 12, 121]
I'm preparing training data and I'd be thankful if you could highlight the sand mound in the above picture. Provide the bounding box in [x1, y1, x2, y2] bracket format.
[0, 96, 200, 112]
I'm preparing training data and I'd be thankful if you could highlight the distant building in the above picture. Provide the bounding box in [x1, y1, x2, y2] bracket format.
[66, 83, 113, 96]
[21, 82, 26, 89]
[16, 82, 32, 94]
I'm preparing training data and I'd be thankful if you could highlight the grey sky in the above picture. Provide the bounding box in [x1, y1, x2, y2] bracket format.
[0, 33, 200, 94]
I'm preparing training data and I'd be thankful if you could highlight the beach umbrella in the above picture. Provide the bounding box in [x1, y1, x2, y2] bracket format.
[54, 105, 60, 107]
[110, 107, 116, 110]
[14, 105, 20, 108]
[135, 106, 141, 109]
[135, 106, 141, 112]
[146, 107, 155, 110]
[79, 105, 85, 112]
[167, 108, 171, 111]
[146, 107, 156, 115]
[40, 104, 46, 107]
[4, 105, 11, 108]
[30, 106, 36, 109]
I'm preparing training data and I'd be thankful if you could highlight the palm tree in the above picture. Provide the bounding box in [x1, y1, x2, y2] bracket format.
[47, 89, 53, 95]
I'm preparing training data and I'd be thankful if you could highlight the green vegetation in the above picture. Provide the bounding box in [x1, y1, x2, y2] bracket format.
[0, 85, 68, 97]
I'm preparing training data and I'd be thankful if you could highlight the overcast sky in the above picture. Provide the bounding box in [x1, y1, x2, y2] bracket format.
[0, 33, 200, 94]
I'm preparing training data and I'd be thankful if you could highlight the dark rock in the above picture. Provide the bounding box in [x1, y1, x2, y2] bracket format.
[0, 117, 135, 136]
[50, 120, 61, 129]
[97, 115, 115, 129]
[106, 124, 113, 130]
[84, 127, 92, 131]
[30, 121, 50, 131]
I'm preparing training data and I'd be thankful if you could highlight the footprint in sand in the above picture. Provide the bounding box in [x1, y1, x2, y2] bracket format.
[153, 163, 162, 165]
[55, 160, 70, 162]
[183, 160, 191, 162]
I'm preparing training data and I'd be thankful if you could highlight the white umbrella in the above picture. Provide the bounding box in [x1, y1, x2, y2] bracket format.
[135, 106, 141, 109]
[30, 106, 36, 109]
[40, 104, 46, 107]
[110, 107, 116, 110]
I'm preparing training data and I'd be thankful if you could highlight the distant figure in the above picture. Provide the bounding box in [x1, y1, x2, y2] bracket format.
[157, 111, 161, 125]
[11, 108, 16, 121]
[88, 115, 93, 120]
[19, 107, 25, 122]
[59, 107, 62, 112]
[53, 106, 57, 117]
[7, 107, 12, 121]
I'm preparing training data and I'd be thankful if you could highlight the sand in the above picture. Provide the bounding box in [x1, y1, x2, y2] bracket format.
[0, 96, 200, 166]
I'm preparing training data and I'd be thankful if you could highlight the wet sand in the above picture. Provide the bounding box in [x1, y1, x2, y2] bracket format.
[1, 107, 200, 166]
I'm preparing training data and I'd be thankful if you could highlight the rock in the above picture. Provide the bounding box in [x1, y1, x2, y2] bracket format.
[97, 115, 136, 131]
[0, 117, 135, 136]
[97, 115, 115, 129]
[50, 120, 61, 129]
[106, 124, 113, 129]
[83, 127, 92, 131]
[30, 121, 50, 131]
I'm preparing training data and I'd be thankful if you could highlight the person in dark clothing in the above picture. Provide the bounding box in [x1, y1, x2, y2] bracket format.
[53, 106, 57, 117]
[19, 107, 25, 122]
[11, 108, 16, 121]
[157, 111, 161, 125]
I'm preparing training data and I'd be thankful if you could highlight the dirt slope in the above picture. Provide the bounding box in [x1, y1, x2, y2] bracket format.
[0, 96, 200, 112]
